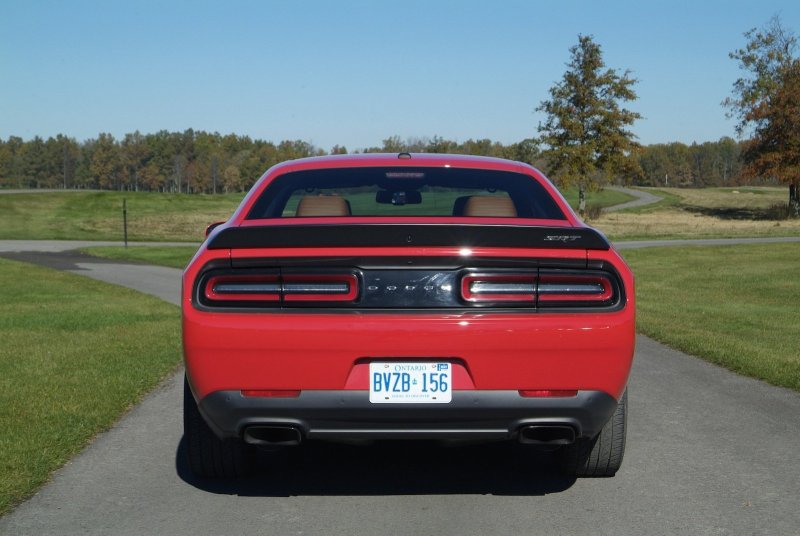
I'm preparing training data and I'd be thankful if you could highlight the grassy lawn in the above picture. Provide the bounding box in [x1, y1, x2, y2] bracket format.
[623, 243, 800, 391]
[560, 186, 635, 210]
[0, 191, 243, 242]
[658, 185, 789, 211]
[595, 186, 800, 240]
[0, 258, 182, 516]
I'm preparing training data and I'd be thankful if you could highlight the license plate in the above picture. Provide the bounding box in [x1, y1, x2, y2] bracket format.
[369, 362, 452, 403]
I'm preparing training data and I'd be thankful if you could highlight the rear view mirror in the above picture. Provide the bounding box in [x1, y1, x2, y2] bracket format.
[375, 190, 422, 205]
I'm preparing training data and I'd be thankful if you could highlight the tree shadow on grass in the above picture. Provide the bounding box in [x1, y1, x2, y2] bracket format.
[175, 436, 576, 497]
[683, 204, 786, 221]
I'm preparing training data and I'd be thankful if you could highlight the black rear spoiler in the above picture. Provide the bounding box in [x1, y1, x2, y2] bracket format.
[207, 224, 610, 250]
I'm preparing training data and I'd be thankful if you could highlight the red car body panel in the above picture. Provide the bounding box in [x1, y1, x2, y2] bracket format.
[183, 246, 634, 401]
[182, 153, 635, 445]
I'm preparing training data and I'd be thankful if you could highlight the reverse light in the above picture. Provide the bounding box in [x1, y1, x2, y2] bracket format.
[537, 272, 613, 306]
[282, 274, 359, 302]
[461, 273, 537, 303]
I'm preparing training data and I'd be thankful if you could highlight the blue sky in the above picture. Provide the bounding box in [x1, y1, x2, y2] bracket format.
[2, 0, 799, 151]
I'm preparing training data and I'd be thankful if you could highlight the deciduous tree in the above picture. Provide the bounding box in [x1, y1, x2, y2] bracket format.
[18, 136, 49, 188]
[536, 35, 642, 214]
[90, 133, 122, 190]
[725, 16, 800, 212]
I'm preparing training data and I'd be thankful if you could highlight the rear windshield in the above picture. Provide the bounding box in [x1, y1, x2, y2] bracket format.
[245, 167, 566, 220]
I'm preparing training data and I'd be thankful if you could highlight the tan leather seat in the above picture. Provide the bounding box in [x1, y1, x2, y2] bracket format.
[462, 196, 517, 217]
[295, 195, 351, 217]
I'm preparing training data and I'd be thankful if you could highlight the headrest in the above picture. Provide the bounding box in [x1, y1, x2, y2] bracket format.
[462, 196, 517, 217]
[452, 195, 471, 216]
[295, 195, 351, 217]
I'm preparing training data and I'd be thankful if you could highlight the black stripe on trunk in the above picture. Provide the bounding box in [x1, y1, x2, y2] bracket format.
[208, 224, 610, 250]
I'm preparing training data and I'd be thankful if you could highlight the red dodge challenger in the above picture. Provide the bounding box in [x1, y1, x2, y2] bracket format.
[182, 153, 635, 478]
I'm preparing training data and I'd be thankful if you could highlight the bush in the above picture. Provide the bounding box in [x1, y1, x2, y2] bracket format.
[583, 204, 603, 220]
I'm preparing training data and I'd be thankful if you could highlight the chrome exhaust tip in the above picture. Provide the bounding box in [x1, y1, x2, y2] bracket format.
[518, 425, 576, 445]
[243, 426, 302, 446]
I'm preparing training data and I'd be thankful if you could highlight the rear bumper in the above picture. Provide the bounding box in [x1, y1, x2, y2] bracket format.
[197, 389, 619, 442]
[184, 310, 635, 400]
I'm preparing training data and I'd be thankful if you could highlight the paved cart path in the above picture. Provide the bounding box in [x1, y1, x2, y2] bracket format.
[604, 186, 663, 212]
[2, 240, 800, 535]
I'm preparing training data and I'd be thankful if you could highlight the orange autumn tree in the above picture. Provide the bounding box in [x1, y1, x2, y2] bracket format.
[725, 16, 800, 214]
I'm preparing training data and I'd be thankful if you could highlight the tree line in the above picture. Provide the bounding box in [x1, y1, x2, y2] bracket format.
[0, 131, 323, 193]
[0, 130, 761, 193]
[0, 131, 542, 193]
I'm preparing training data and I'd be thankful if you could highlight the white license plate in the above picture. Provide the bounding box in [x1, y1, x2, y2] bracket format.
[369, 362, 452, 403]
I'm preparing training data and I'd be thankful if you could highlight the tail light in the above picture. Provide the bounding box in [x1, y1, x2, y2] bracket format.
[199, 268, 619, 310]
[204, 274, 281, 302]
[537, 272, 614, 307]
[460, 270, 618, 308]
[201, 271, 359, 307]
[282, 274, 359, 302]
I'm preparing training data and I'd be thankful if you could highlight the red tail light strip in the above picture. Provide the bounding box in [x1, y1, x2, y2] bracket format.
[202, 269, 617, 309]
[204, 273, 359, 304]
[205, 275, 281, 302]
[460, 271, 616, 307]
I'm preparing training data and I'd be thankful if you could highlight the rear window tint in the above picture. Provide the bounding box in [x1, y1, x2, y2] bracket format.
[246, 167, 566, 220]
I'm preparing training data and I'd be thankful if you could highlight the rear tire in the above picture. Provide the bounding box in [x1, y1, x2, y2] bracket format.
[556, 389, 627, 477]
[184, 376, 253, 478]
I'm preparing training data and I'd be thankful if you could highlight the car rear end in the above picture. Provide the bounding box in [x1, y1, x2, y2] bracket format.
[182, 153, 635, 477]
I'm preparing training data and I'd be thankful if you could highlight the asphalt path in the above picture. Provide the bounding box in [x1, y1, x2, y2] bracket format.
[604, 186, 663, 212]
[1, 239, 800, 535]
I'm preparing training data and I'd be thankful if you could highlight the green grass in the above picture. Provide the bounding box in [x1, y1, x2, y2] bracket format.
[595, 185, 800, 240]
[81, 246, 198, 269]
[0, 191, 242, 242]
[0, 258, 182, 516]
[559, 186, 636, 210]
[623, 243, 800, 391]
